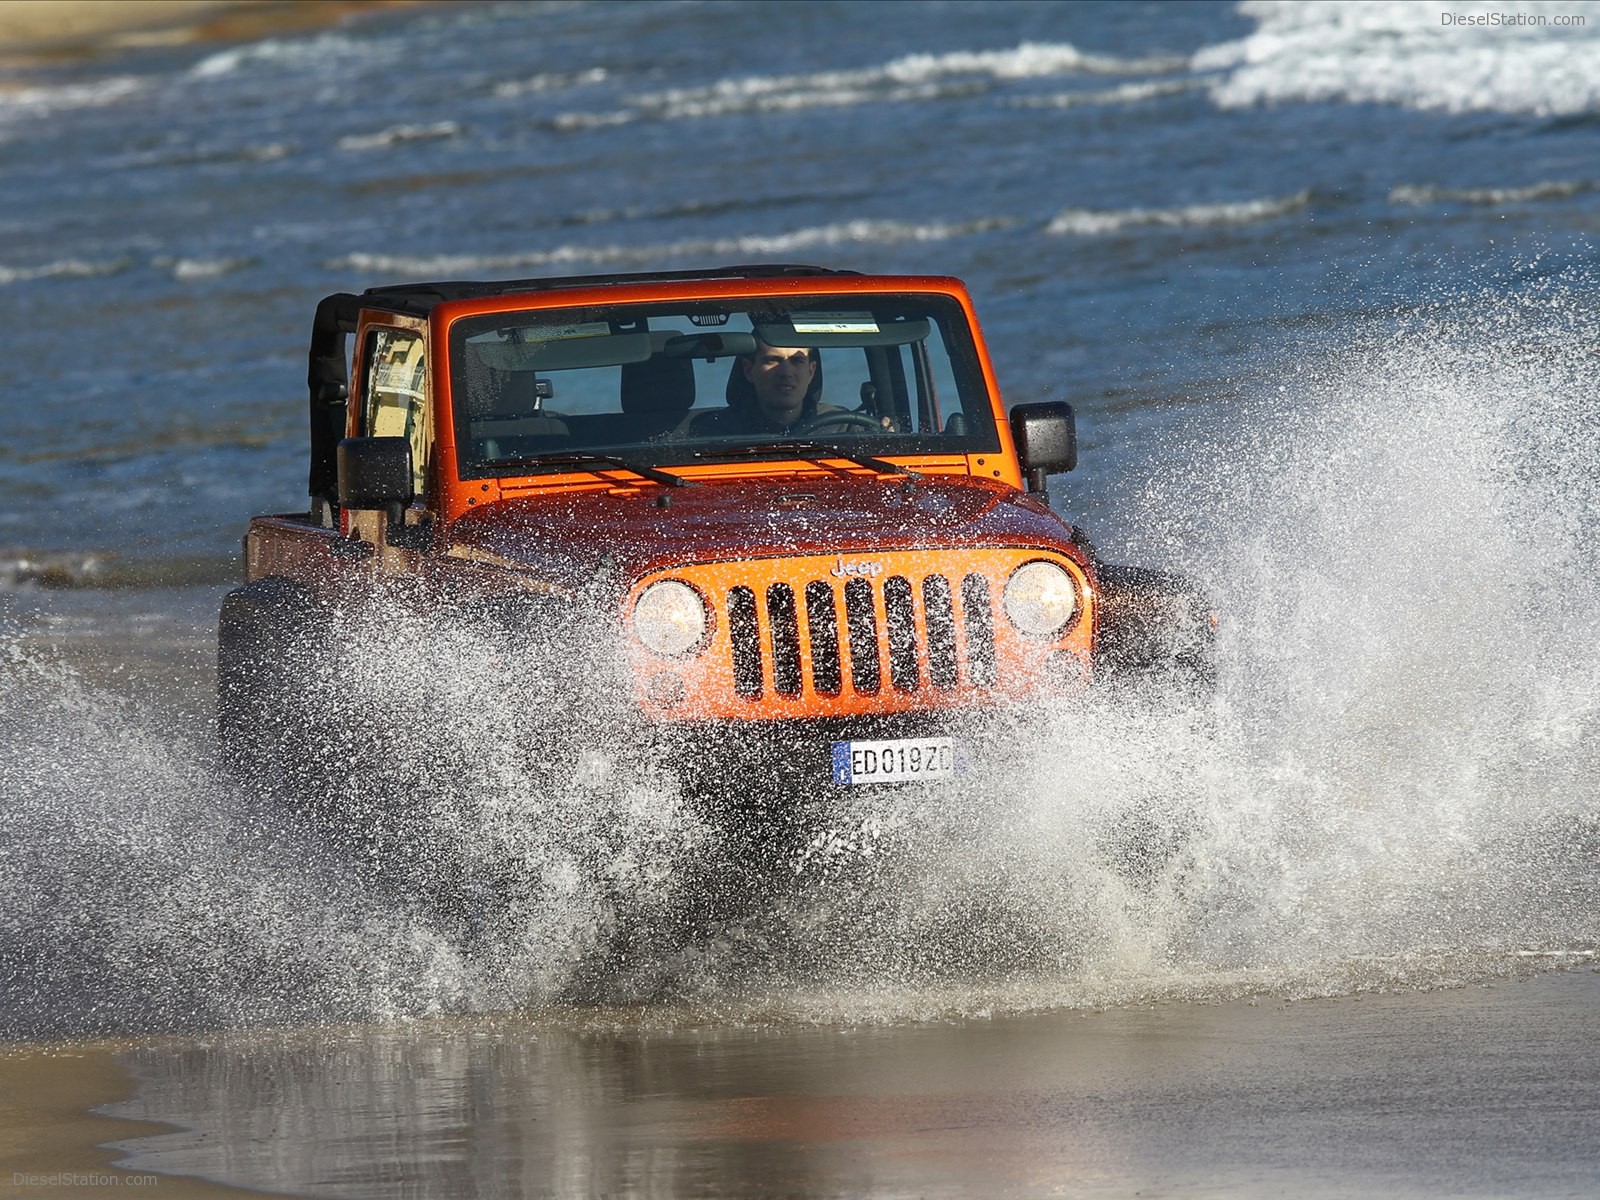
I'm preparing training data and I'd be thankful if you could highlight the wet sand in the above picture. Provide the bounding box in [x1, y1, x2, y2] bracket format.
[0, 1046, 267, 1199]
[0, 2, 240, 51]
[0, 970, 1591, 1198]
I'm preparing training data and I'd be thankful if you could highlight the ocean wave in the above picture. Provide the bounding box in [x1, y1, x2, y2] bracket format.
[160, 257, 257, 282]
[107, 140, 297, 171]
[328, 217, 1019, 277]
[337, 121, 461, 152]
[0, 77, 143, 128]
[189, 32, 374, 80]
[549, 109, 635, 132]
[0, 553, 112, 590]
[0, 551, 240, 591]
[549, 40, 1186, 127]
[1045, 190, 1311, 236]
[1197, 0, 1600, 117]
[0, 258, 132, 287]
[1389, 179, 1596, 206]
[0, 255, 255, 287]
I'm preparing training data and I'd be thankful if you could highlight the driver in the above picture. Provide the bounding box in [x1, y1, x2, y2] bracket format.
[683, 337, 834, 436]
[742, 339, 822, 432]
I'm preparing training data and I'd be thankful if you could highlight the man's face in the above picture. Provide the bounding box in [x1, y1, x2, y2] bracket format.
[742, 342, 816, 430]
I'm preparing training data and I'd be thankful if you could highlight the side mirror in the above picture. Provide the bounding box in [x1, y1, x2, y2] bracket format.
[338, 436, 413, 523]
[1009, 401, 1077, 496]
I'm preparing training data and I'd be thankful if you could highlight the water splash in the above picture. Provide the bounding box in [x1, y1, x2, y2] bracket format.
[2, 287, 1597, 1038]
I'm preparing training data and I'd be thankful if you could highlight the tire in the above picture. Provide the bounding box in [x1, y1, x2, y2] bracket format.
[216, 577, 329, 781]
[1095, 563, 1217, 695]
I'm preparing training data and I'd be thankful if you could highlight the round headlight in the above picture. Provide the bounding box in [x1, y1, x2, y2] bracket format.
[632, 580, 709, 657]
[1003, 561, 1079, 639]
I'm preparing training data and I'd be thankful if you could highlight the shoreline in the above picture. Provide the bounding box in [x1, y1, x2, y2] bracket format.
[0, 1045, 269, 1199]
[0, 1, 429, 61]
[0, 2, 241, 52]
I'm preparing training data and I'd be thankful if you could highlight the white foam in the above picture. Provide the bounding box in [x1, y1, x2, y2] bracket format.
[550, 110, 635, 132]
[329, 216, 1018, 276]
[1008, 79, 1199, 109]
[494, 66, 609, 98]
[189, 32, 372, 79]
[1390, 179, 1595, 205]
[0, 257, 132, 286]
[165, 257, 255, 281]
[1045, 190, 1310, 236]
[550, 41, 1186, 127]
[337, 121, 460, 152]
[1198, 0, 1600, 117]
[0, 77, 143, 129]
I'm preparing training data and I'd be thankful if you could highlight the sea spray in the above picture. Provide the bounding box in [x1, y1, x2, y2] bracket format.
[1103, 284, 1600, 972]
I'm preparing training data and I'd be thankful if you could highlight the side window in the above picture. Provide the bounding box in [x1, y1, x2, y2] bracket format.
[364, 328, 428, 497]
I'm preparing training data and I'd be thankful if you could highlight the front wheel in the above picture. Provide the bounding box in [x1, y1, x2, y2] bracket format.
[1095, 563, 1217, 696]
[216, 577, 331, 782]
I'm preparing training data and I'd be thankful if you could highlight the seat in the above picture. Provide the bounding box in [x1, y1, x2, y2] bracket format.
[466, 365, 570, 460]
[621, 354, 695, 440]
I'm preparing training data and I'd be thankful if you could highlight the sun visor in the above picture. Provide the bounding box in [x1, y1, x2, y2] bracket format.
[468, 328, 653, 372]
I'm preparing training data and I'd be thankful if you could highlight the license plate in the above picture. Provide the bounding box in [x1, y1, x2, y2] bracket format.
[831, 737, 957, 785]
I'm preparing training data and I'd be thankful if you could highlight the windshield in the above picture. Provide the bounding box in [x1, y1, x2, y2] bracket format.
[447, 294, 997, 479]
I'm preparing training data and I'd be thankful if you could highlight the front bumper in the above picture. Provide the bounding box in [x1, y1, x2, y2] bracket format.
[638, 709, 1026, 807]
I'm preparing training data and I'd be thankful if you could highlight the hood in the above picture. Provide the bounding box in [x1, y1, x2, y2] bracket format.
[445, 472, 1084, 588]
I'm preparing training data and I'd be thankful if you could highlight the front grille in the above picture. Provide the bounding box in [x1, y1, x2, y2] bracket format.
[725, 571, 997, 701]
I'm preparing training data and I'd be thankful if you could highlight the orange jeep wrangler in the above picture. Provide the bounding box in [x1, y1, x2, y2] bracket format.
[218, 265, 1210, 815]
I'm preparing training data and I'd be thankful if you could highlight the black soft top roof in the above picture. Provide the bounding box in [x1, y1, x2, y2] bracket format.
[352, 262, 859, 318]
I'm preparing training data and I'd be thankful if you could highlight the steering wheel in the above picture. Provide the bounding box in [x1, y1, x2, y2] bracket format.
[791, 411, 885, 437]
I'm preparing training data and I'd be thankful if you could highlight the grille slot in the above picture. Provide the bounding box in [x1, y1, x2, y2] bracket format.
[767, 583, 802, 696]
[727, 586, 763, 697]
[961, 573, 997, 688]
[844, 577, 881, 694]
[923, 574, 959, 690]
[804, 580, 842, 694]
[883, 575, 920, 691]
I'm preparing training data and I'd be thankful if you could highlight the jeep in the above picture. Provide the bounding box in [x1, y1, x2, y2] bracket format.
[218, 264, 1210, 829]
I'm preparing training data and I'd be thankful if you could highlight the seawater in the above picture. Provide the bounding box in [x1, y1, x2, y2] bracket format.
[1, 0, 1599, 1039]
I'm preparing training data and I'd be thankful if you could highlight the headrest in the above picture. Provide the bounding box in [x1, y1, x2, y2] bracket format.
[466, 367, 543, 419]
[620, 355, 695, 416]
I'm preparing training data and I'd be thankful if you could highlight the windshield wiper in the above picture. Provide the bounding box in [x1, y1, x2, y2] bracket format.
[692, 440, 921, 479]
[489, 451, 698, 488]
